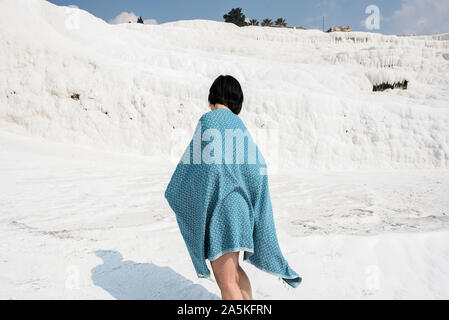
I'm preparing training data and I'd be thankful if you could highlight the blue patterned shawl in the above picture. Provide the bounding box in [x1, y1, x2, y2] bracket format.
[165, 108, 301, 288]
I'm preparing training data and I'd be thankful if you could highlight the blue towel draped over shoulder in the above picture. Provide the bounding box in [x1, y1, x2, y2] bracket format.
[164, 108, 301, 288]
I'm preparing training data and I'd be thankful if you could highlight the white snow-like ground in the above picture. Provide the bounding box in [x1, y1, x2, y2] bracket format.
[0, 0, 449, 299]
[1, 132, 449, 300]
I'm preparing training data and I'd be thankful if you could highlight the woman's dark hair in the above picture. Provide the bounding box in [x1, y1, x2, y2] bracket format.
[208, 75, 244, 115]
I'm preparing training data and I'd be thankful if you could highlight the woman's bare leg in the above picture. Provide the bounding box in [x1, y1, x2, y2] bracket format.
[210, 251, 253, 300]
[210, 252, 243, 300]
[237, 265, 253, 300]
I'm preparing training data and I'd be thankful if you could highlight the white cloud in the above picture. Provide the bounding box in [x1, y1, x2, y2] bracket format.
[109, 12, 158, 25]
[109, 12, 137, 24]
[387, 0, 449, 35]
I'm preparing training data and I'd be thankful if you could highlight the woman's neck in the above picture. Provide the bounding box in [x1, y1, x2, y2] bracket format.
[211, 103, 229, 111]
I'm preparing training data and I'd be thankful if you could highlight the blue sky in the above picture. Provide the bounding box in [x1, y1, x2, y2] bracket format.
[47, 0, 449, 35]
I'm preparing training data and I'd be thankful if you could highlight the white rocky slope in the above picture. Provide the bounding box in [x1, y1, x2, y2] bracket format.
[1, 0, 448, 170]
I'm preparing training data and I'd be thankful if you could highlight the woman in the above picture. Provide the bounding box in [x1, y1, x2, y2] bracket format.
[165, 75, 301, 300]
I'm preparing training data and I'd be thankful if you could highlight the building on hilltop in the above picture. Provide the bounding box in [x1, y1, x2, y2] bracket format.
[327, 26, 351, 32]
